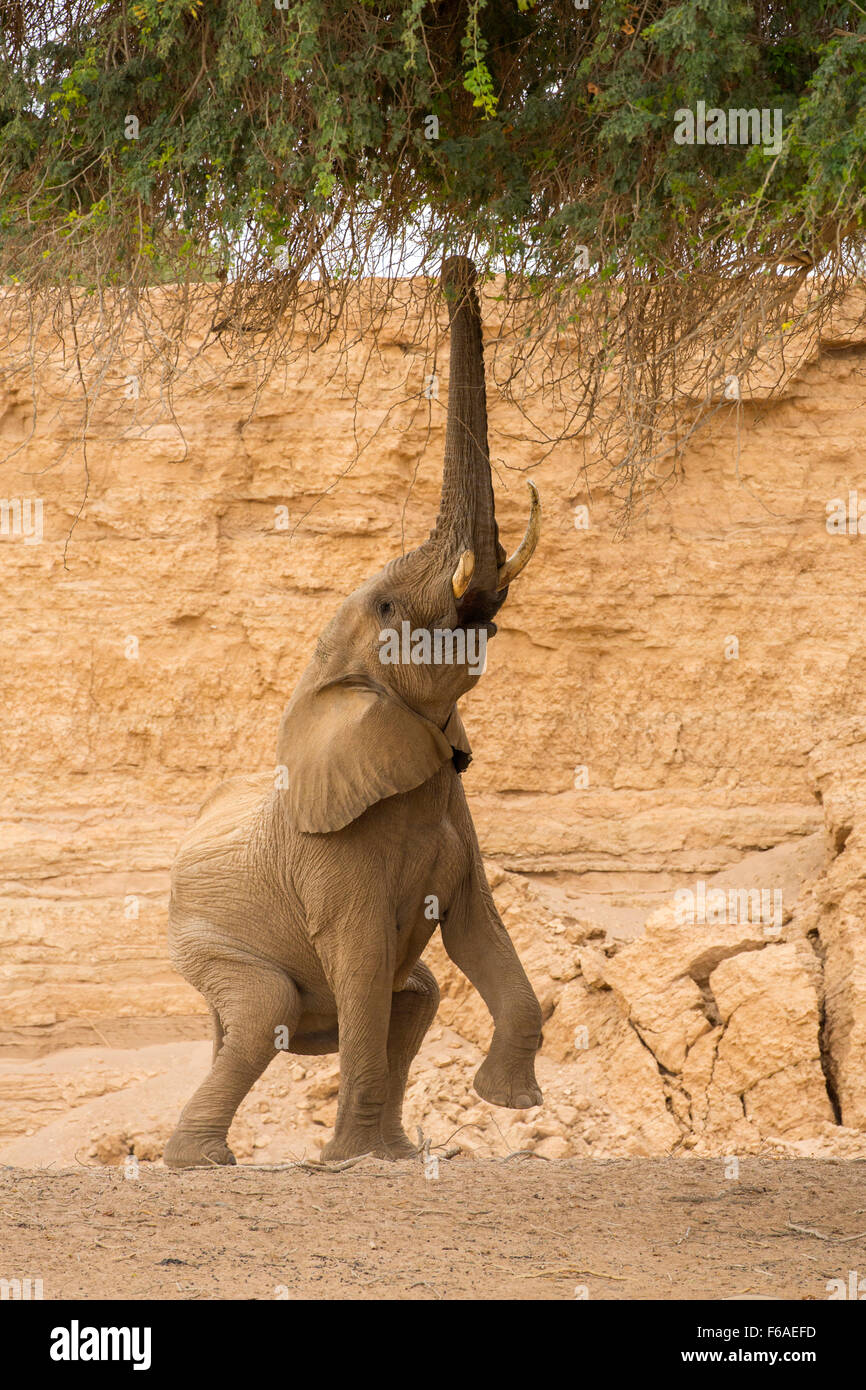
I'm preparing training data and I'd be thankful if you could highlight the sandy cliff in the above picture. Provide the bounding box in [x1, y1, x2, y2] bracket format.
[2, 285, 866, 1160]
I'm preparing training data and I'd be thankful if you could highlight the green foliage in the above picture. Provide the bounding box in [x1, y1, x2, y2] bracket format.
[1, 0, 864, 503]
[1, 0, 862, 285]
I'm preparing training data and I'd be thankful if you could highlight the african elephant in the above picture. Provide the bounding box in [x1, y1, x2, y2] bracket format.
[164, 256, 543, 1167]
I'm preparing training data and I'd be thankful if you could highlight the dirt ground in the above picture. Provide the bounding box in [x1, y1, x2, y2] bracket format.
[2, 1156, 864, 1301]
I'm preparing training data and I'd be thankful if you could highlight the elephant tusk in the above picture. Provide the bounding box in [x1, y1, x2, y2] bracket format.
[452, 549, 475, 599]
[497, 481, 541, 589]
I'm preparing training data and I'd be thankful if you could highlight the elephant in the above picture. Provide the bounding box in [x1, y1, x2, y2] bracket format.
[164, 255, 544, 1168]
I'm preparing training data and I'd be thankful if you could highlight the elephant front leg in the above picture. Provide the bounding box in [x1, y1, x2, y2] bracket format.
[318, 936, 439, 1161]
[319, 930, 395, 1162]
[441, 866, 543, 1110]
[378, 962, 440, 1158]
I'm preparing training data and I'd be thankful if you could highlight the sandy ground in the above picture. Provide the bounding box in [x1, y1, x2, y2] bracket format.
[2, 1156, 864, 1301]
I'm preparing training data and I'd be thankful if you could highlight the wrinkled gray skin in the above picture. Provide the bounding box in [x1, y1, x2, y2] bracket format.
[164, 257, 543, 1167]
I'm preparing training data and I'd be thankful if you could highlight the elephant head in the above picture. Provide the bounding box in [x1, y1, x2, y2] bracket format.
[277, 255, 541, 832]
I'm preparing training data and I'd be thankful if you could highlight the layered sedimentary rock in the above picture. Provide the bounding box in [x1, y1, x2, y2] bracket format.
[2, 285, 866, 1157]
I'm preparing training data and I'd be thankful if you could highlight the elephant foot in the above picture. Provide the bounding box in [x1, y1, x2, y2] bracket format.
[473, 1056, 542, 1110]
[319, 1133, 374, 1163]
[163, 1129, 237, 1169]
[320, 1124, 419, 1163]
[376, 1126, 422, 1160]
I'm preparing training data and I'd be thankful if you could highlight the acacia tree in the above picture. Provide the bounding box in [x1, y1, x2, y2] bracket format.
[1, 0, 865, 512]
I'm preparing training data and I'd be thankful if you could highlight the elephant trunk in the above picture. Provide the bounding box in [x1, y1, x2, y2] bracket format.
[429, 256, 506, 613]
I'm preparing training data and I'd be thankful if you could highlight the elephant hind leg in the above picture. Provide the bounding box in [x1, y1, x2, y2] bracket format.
[164, 957, 301, 1170]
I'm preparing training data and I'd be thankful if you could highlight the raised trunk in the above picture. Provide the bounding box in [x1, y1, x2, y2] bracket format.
[429, 256, 505, 606]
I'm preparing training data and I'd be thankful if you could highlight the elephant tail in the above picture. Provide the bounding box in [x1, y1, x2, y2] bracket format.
[209, 1005, 225, 1064]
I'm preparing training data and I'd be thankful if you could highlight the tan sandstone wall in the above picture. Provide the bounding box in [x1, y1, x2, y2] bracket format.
[2, 285, 866, 1158]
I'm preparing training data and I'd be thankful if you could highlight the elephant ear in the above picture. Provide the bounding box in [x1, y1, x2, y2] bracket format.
[277, 676, 458, 833]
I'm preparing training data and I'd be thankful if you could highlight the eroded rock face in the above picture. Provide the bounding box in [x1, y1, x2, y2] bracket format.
[477, 843, 860, 1158]
[798, 720, 866, 1129]
[4, 837, 864, 1165]
[2, 289, 866, 1159]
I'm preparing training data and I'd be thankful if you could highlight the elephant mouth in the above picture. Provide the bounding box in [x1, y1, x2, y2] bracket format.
[454, 585, 506, 631]
[463, 619, 497, 639]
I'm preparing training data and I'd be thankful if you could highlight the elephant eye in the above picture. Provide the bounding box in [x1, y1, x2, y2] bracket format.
[375, 598, 395, 623]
